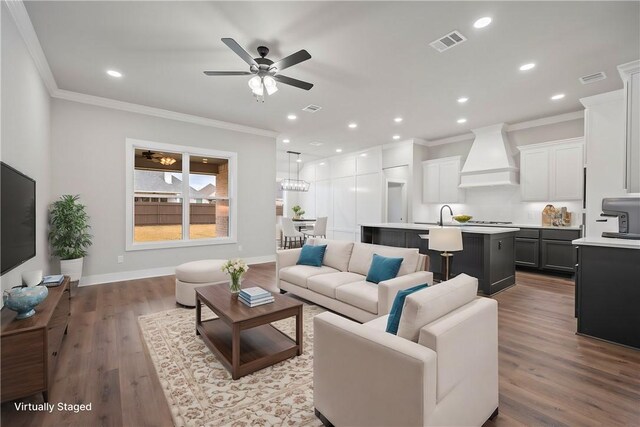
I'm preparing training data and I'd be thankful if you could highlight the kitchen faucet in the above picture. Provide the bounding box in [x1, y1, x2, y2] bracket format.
[438, 205, 453, 226]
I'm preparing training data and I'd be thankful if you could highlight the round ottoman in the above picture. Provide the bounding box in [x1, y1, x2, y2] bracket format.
[175, 259, 228, 307]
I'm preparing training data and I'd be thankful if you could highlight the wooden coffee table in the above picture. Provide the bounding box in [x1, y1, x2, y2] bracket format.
[195, 283, 303, 380]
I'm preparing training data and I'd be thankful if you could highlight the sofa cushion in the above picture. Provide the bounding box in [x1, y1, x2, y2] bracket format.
[366, 254, 404, 284]
[297, 244, 327, 267]
[279, 265, 339, 288]
[308, 272, 366, 298]
[335, 281, 379, 314]
[314, 239, 354, 272]
[397, 274, 478, 342]
[385, 284, 430, 335]
[348, 243, 420, 277]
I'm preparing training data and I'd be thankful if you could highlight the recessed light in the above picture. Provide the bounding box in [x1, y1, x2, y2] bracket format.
[392, 135, 401, 140]
[473, 17, 492, 29]
[296, 158, 302, 163]
[551, 93, 566, 101]
[287, 114, 297, 120]
[457, 97, 469, 103]
[348, 123, 358, 129]
[336, 148, 343, 153]
[309, 141, 324, 146]
[319, 162, 326, 166]
[394, 117, 403, 123]
[519, 63, 536, 71]
[282, 139, 290, 143]
[457, 118, 467, 124]
[360, 153, 368, 157]
[106, 70, 122, 78]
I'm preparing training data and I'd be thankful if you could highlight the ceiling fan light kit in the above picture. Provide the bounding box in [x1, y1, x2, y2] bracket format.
[204, 38, 313, 102]
[281, 151, 310, 192]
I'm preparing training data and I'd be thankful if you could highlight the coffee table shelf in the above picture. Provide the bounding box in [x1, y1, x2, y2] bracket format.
[195, 284, 303, 380]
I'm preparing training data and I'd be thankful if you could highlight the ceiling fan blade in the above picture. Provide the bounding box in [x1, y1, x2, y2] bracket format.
[273, 74, 314, 91]
[221, 38, 258, 67]
[203, 71, 252, 76]
[271, 50, 311, 72]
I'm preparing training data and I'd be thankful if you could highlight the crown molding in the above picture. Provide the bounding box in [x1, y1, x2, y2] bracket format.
[4, 0, 58, 94]
[6, 0, 278, 138]
[426, 110, 585, 147]
[579, 89, 624, 108]
[52, 89, 279, 138]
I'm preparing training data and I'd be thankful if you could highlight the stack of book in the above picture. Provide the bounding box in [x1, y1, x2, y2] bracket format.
[239, 287, 274, 307]
[42, 275, 64, 287]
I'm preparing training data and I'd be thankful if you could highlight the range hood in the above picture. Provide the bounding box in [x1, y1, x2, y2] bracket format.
[459, 123, 519, 188]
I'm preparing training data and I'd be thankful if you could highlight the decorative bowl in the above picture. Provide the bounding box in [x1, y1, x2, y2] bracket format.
[3, 285, 48, 319]
[453, 215, 473, 223]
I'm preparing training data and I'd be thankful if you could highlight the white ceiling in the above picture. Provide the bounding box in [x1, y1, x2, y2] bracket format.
[24, 1, 640, 159]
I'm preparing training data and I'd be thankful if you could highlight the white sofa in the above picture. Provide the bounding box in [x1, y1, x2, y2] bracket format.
[276, 239, 432, 323]
[313, 274, 499, 427]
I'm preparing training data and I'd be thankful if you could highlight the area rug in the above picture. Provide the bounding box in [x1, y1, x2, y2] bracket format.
[138, 304, 326, 427]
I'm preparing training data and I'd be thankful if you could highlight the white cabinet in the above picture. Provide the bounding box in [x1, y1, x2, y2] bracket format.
[519, 138, 584, 201]
[618, 60, 640, 193]
[520, 148, 550, 201]
[422, 156, 464, 203]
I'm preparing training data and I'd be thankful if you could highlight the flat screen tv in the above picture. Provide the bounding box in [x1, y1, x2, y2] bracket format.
[1, 162, 36, 275]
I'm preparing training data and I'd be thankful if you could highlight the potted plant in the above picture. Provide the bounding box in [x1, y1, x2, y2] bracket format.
[292, 205, 305, 220]
[49, 195, 92, 281]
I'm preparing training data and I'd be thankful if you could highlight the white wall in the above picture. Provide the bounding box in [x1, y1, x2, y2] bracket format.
[414, 119, 585, 224]
[50, 99, 275, 284]
[0, 6, 52, 291]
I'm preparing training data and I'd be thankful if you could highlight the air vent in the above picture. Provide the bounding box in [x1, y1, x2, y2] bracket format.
[579, 72, 607, 84]
[429, 30, 467, 52]
[302, 104, 322, 113]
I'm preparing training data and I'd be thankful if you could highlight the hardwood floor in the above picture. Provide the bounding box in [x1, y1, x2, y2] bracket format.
[1, 265, 638, 427]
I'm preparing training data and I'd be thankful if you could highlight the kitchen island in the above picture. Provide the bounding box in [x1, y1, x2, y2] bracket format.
[360, 223, 520, 295]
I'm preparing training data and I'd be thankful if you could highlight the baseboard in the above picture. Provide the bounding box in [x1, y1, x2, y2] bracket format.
[78, 255, 276, 287]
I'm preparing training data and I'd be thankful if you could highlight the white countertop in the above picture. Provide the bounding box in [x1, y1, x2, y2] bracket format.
[360, 223, 520, 234]
[572, 237, 640, 249]
[414, 221, 582, 231]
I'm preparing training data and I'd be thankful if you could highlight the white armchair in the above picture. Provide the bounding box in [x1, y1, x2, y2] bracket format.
[313, 274, 499, 427]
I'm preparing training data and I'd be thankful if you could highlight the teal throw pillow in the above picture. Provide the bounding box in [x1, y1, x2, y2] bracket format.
[385, 284, 430, 335]
[366, 254, 404, 284]
[297, 244, 327, 267]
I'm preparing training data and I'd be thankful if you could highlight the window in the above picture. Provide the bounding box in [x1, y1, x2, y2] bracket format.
[126, 139, 236, 250]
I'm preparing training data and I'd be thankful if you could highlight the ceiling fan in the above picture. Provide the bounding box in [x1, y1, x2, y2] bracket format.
[203, 38, 313, 100]
[140, 150, 176, 166]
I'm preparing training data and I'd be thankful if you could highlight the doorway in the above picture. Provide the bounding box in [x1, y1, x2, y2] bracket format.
[386, 179, 407, 223]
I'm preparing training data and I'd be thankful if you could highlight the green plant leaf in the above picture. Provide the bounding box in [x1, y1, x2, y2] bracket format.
[48, 195, 92, 260]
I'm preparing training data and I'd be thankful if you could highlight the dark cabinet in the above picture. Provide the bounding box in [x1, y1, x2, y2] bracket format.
[541, 239, 576, 272]
[576, 244, 640, 349]
[515, 228, 580, 274]
[515, 238, 539, 267]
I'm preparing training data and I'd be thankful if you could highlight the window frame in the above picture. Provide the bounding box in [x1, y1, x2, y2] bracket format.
[125, 138, 237, 251]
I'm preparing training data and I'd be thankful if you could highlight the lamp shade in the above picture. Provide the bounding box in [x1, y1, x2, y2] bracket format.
[428, 227, 463, 252]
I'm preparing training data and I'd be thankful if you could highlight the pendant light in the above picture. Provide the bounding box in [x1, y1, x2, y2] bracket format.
[280, 151, 310, 192]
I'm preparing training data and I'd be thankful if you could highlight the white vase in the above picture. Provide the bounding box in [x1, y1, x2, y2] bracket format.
[60, 257, 84, 282]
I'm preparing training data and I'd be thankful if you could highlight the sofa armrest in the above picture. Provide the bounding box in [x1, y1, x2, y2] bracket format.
[314, 312, 436, 427]
[276, 248, 302, 269]
[275, 248, 302, 287]
[418, 297, 498, 422]
[378, 271, 434, 314]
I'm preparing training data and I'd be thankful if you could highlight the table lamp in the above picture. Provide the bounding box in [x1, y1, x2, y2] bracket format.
[428, 227, 463, 281]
